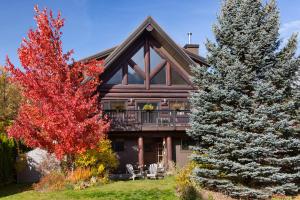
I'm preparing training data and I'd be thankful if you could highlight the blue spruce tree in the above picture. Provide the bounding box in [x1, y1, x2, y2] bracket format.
[188, 0, 300, 199]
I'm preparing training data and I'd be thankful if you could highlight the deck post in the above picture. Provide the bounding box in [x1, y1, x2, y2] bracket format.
[166, 136, 172, 167]
[138, 136, 144, 168]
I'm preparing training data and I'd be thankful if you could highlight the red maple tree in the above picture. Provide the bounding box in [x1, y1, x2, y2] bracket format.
[6, 6, 109, 159]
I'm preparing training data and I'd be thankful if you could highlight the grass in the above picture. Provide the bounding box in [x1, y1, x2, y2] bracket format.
[0, 176, 179, 200]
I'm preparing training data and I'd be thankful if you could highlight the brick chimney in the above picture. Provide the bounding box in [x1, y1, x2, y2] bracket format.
[183, 32, 199, 55]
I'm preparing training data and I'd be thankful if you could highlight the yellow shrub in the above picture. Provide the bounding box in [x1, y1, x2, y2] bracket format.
[75, 139, 118, 177]
[67, 167, 92, 184]
[176, 161, 201, 200]
[176, 161, 197, 190]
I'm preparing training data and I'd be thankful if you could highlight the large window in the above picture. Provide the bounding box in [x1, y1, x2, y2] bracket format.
[171, 68, 187, 85]
[104, 40, 190, 87]
[150, 47, 164, 72]
[102, 101, 126, 111]
[150, 66, 166, 84]
[132, 46, 145, 70]
[181, 139, 195, 151]
[128, 65, 144, 84]
[112, 140, 124, 152]
[169, 101, 190, 110]
[107, 68, 123, 85]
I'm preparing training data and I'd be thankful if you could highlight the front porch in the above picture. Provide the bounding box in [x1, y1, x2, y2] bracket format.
[109, 132, 191, 173]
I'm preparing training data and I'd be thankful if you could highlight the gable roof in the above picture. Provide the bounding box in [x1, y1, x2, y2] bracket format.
[79, 16, 208, 67]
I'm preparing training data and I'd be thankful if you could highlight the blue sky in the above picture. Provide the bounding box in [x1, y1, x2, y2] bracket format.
[1, 0, 300, 67]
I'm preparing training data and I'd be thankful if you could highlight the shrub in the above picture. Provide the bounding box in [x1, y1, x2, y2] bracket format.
[33, 171, 67, 192]
[176, 161, 201, 200]
[75, 139, 118, 177]
[166, 160, 177, 176]
[0, 133, 17, 185]
[67, 167, 93, 184]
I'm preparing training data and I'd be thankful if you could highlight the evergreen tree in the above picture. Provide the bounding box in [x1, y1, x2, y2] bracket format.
[0, 66, 21, 185]
[188, 0, 300, 199]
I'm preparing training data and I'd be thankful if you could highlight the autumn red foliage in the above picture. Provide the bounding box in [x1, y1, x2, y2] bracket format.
[6, 6, 109, 159]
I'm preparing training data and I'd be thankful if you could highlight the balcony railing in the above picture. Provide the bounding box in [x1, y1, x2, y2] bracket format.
[104, 110, 190, 131]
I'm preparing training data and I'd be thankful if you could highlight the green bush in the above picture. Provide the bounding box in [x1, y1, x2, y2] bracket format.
[0, 133, 17, 185]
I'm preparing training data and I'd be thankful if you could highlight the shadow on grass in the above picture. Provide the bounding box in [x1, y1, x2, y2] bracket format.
[0, 183, 32, 198]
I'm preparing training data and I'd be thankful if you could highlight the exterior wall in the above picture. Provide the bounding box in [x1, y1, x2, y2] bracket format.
[110, 133, 192, 173]
[111, 138, 138, 173]
[173, 138, 192, 168]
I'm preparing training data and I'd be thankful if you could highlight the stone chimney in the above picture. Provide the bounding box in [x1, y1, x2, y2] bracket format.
[183, 32, 199, 55]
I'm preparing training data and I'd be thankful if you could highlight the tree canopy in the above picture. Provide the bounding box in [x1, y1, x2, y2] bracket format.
[6, 6, 109, 159]
[188, 0, 300, 199]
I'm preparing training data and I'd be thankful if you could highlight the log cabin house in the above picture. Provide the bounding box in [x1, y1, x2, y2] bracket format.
[82, 16, 208, 173]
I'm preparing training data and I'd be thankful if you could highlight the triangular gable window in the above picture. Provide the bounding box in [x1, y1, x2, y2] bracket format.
[128, 65, 144, 84]
[150, 65, 166, 84]
[107, 68, 122, 84]
[104, 39, 190, 87]
[171, 67, 188, 85]
[150, 47, 164, 72]
[132, 46, 144, 70]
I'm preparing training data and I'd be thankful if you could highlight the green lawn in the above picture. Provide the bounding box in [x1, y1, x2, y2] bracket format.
[0, 176, 179, 200]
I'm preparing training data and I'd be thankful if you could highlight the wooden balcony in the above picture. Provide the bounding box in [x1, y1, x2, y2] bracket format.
[104, 110, 190, 132]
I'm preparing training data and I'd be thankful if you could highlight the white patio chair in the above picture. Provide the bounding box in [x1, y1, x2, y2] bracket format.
[126, 164, 144, 180]
[146, 163, 165, 179]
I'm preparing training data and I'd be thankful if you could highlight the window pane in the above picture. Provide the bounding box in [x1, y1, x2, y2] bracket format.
[171, 68, 187, 85]
[107, 68, 122, 84]
[181, 139, 195, 150]
[137, 102, 158, 110]
[102, 102, 110, 110]
[112, 140, 124, 152]
[128, 65, 144, 84]
[132, 46, 144, 70]
[150, 47, 164, 72]
[169, 101, 190, 110]
[150, 66, 166, 84]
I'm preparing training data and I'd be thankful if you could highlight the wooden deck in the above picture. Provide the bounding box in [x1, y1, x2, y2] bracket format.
[104, 110, 190, 131]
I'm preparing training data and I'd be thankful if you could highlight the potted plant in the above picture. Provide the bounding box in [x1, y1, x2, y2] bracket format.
[172, 103, 182, 111]
[142, 104, 154, 111]
[115, 105, 124, 112]
[172, 103, 184, 116]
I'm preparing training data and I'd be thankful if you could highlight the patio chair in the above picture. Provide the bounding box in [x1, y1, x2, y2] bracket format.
[146, 163, 165, 179]
[126, 164, 144, 180]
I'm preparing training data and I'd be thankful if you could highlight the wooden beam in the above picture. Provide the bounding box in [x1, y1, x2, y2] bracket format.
[122, 64, 128, 85]
[138, 137, 144, 168]
[128, 59, 146, 79]
[166, 62, 171, 86]
[145, 39, 150, 90]
[166, 136, 172, 165]
[100, 93, 191, 98]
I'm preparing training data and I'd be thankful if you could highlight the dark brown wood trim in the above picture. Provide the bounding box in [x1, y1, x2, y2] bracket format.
[145, 39, 150, 90]
[100, 93, 191, 98]
[166, 62, 171, 86]
[122, 64, 128, 85]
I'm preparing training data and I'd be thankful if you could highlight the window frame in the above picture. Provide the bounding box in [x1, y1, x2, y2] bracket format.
[112, 140, 125, 152]
[180, 138, 195, 151]
[103, 37, 191, 88]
